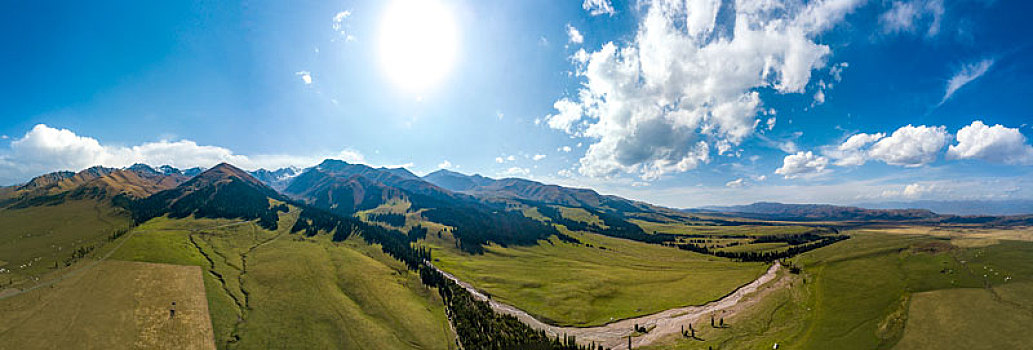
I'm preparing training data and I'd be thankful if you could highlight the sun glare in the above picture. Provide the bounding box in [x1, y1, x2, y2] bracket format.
[379, 0, 459, 93]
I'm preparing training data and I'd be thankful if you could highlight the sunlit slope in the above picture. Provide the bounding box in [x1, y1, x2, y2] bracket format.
[640, 230, 1033, 349]
[111, 212, 452, 350]
[0, 260, 214, 350]
[0, 199, 130, 289]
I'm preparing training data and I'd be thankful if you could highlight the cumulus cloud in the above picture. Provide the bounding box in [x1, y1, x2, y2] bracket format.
[566, 24, 584, 44]
[826, 132, 885, 166]
[725, 178, 746, 188]
[532, 154, 547, 161]
[879, 0, 944, 37]
[547, 0, 862, 180]
[543, 98, 582, 134]
[824, 125, 947, 168]
[776, 151, 829, 179]
[558, 146, 573, 152]
[867, 125, 949, 167]
[332, 10, 356, 41]
[940, 59, 994, 105]
[295, 71, 313, 85]
[582, 0, 615, 16]
[0, 124, 365, 185]
[948, 121, 1033, 165]
[437, 160, 454, 169]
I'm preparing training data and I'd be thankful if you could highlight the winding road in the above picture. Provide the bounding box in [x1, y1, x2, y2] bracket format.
[435, 262, 782, 349]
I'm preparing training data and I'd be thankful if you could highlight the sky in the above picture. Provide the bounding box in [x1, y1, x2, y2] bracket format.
[1, 0, 1032, 208]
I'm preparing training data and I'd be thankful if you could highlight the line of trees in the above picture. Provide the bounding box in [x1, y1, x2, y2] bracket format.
[674, 235, 850, 262]
[421, 204, 575, 254]
[367, 212, 406, 227]
[531, 203, 682, 245]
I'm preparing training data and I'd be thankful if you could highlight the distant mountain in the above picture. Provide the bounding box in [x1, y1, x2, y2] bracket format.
[0, 165, 187, 208]
[128, 163, 287, 229]
[284, 160, 562, 253]
[249, 166, 302, 191]
[698, 202, 939, 221]
[855, 200, 1033, 216]
[423, 169, 495, 192]
[422, 169, 651, 214]
[182, 167, 205, 177]
[284, 168, 406, 217]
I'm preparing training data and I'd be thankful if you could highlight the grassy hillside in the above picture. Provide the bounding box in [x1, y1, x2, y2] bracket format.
[0, 200, 130, 289]
[426, 226, 768, 327]
[640, 229, 1033, 349]
[110, 211, 453, 350]
[0, 260, 214, 350]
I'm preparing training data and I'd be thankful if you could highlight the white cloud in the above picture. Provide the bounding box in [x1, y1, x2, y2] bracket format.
[557, 169, 574, 177]
[879, 182, 934, 199]
[566, 24, 584, 44]
[543, 98, 582, 134]
[766, 117, 777, 131]
[532, 154, 547, 161]
[332, 10, 356, 41]
[826, 132, 885, 166]
[495, 155, 517, 164]
[501, 167, 531, 177]
[437, 160, 454, 169]
[940, 59, 994, 105]
[813, 89, 826, 105]
[824, 125, 947, 168]
[948, 121, 1033, 165]
[295, 71, 313, 85]
[0, 124, 367, 184]
[879, 0, 944, 37]
[0, 135, 8, 140]
[548, 0, 862, 180]
[775, 151, 829, 179]
[582, 0, 615, 16]
[725, 178, 746, 188]
[558, 146, 572, 152]
[496, 111, 504, 120]
[867, 125, 948, 167]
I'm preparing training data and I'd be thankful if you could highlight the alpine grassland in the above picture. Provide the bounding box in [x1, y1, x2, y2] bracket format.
[110, 209, 453, 349]
[426, 225, 769, 327]
[640, 228, 1033, 349]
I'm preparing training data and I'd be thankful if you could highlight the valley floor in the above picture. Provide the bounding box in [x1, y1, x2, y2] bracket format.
[426, 228, 769, 328]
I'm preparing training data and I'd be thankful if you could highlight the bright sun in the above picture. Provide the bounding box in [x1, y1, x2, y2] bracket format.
[379, 0, 459, 93]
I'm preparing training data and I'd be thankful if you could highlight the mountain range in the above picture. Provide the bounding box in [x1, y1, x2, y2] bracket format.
[5, 160, 1032, 253]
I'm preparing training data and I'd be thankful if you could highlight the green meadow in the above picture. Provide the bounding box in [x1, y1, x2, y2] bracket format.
[0, 200, 130, 288]
[109, 209, 454, 349]
[426, 226, 768, 327]
[641, 230, 1033, 349]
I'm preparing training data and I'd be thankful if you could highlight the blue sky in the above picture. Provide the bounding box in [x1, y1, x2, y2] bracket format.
[1, 0, 1032, 207]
